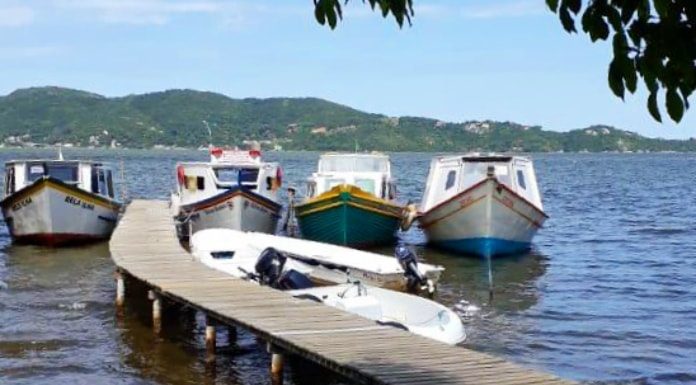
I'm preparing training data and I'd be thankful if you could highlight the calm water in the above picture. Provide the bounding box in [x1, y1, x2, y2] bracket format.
[1, 148, 695, 385]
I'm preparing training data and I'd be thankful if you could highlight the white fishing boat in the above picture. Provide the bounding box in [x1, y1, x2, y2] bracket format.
[0, 154, 122, 246]
[170, 147, 283, 239]
[191, 234, 465, 345]
[191, 228, 443, 292]
[419, 154, 548, 258]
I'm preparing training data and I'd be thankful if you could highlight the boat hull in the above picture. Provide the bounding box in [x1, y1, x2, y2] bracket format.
[419, 178, 547, 258]
[295, 185, 402, 248]
[0, 178, 121, 246]
[175, 187, 282, 238]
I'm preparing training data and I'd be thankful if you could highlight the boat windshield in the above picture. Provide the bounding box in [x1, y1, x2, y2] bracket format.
[355, 179, 376, 195]
[319, 156, 388, 173]
[27, 162, 79, 184]
[214, 167, 259, 185]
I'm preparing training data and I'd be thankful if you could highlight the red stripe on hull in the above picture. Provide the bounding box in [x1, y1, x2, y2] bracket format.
[12, 233, 109, 247]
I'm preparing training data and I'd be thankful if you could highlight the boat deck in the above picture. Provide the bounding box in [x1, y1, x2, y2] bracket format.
[110, 199, 577, 385]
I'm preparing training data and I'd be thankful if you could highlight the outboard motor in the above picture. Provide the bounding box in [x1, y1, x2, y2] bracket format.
[255, 247, 315, 290]
[395, 245, 435, 295]
[255, 248, 287, 287]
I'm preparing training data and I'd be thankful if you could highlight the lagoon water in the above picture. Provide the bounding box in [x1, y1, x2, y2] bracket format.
[1, 148, 695, 385]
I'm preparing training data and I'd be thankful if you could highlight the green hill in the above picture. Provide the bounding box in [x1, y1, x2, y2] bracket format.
[0, 86, 693, 152]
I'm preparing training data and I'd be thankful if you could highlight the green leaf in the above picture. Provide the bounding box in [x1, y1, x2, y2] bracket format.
[546, 0, 559, 12]
[314, 1, 326, 25]
[648, 91, 662, 122]
[653, 0, 669, 18]
[608, 59, 625, 99]
[565, 0, 581, 14]
[666, 88, 684, 122]
[559, 7, 576, 32]
[621, 0, 640, 23]
[623, 59, 638, 93]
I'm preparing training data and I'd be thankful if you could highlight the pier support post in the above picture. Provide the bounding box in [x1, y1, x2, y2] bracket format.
[148, 290, 162, 334]
[205, 316, 216, 359]
[115, 270, 125, 308]
[267, 342, 284, 385]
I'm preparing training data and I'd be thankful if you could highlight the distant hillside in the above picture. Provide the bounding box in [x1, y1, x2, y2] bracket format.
[0, 86, 694, 152]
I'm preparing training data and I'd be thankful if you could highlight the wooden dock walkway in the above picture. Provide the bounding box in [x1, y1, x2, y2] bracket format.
[110, 199, 576, 385]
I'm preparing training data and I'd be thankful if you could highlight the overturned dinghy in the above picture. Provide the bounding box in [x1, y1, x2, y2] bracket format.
[191, 228, 443, 293]
[195, 243, 466, 345]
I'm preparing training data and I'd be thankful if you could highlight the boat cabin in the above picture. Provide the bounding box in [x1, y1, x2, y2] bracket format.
[3, 160, 117, 199]
[420, 154, 543, 212]
[306, 153, 396, 200]
[174, 148, 282, 205]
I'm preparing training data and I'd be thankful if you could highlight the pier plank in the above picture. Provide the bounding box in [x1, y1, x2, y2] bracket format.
[110, 200, 576, 385]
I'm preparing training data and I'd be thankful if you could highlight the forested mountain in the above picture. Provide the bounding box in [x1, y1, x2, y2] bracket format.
[0, 86, 693, 152]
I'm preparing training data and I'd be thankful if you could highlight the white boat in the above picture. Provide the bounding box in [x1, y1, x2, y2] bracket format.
[170, 147, 283, 239]
[191, 228, 444, 292]
[288, 284, 465, 345]
[419, 154, 548, 258]
[191, 233, 465, 345]
[294, 153, 405, 247]
[0, 156, 122, 246]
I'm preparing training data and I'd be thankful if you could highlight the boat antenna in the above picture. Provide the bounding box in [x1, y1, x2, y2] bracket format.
[120, 157, 128, 203]
[486, 255, 494, 303]
[202, 120, 213, 148]
[354, 139, 359, 153]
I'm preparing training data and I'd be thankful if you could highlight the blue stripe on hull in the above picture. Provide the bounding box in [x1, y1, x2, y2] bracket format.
[433, 237, 531, 258]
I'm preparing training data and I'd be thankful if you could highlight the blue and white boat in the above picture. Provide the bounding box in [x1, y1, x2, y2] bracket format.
[418, 154, 547, 258]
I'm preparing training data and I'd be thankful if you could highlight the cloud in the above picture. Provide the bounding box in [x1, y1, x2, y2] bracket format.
[459, 1, 547, 19]
[0, 45, 65, 59]
[0, 5, 36, 27]
[54, 0, 223, 25]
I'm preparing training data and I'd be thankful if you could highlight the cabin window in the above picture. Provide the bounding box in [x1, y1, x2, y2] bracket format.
[445, 170, 457, 190]
[214, 167, 259, 184]
[46, 164, 79, 184]
[5, 167, 15, 194]
[106, 170, 114, 198]
[355, 179, 376, 195]
[98, 169, 108, 196]
[197, 176, 205, 190]
[325, 178, 344, 191]
[517, 170, 527, 190]
[27, 164, 46, 182]
[91, 168, 99, 193]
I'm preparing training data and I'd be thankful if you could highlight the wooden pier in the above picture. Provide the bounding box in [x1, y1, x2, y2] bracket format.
[110, 200, 576, 385]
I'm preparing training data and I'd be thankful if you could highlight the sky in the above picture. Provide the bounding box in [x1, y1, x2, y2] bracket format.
[0, 0, 693, 139]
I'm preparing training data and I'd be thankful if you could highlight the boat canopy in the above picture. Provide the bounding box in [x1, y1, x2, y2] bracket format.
[3, 160, 117, 200]
[174, 149, 281, 206]
[307, 153, 395, 199]
[420, 154, 543, 212]
[318, 154, 390, 173]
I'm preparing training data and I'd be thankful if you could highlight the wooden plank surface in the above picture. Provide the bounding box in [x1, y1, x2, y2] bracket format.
[109, 200, 576, 385]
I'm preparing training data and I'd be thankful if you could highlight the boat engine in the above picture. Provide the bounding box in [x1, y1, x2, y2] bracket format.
[255, 247, 314, 290]
[255, 247, 286, 287]
[395, 245, 435, 295]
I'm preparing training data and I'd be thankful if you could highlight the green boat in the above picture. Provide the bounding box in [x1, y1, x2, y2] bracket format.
[295, 184, 403, 247]
[294, 153, 404, 248]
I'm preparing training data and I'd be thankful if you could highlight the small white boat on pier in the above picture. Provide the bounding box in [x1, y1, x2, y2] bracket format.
[419, 154, 548, 258]
[171, 147, 283, 239]
[191, 228, 444, 292]
[0, 155, 122, 246]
